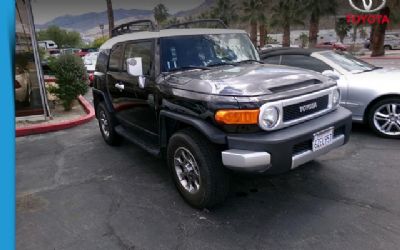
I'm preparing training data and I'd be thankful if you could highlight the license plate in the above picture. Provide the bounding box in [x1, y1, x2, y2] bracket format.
[312, 127, 334, 151]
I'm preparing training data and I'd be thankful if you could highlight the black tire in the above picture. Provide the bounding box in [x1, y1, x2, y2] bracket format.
[367, 98, 400, 139]
[97, 102, 121, 145]
[167, 128, 230, 208]
[384, 45, 392, 50]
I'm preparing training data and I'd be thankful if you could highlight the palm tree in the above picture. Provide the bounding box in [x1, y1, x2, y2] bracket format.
[106, 0, 114, 37]
[242, 0, 259, 45]
[335, 18, 351, 43]
[304, 0, 337, 48]
[242, 0, 268, 46]
[270, 0, 305, 47]
[371, 1, 400, 57]
[210, 0, 238, 27]
[257, 0, 268, 48]
[153, 3, 169, 26]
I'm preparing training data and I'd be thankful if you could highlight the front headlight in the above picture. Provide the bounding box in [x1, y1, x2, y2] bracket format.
[260, 106, 280, 129]
[332, 89, 341, 107]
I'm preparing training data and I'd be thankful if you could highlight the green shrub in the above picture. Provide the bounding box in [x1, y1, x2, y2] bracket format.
[47, 54, 88, 110]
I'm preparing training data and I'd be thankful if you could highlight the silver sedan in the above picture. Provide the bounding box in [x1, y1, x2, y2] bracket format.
[261, 49, 400, 139]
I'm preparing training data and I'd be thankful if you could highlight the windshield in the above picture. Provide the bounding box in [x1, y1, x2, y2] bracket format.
[160, 33, 259, 72]
[320, 51, 377, 73]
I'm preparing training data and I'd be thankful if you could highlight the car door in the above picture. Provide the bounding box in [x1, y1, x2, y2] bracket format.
[107, 43, 127, 116]
[116, 39, 158, 142]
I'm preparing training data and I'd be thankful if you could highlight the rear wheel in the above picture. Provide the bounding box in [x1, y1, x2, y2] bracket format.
[167, 128, 230, 208]
[367, 98, 400, 139]
[97, 102, 121, 145]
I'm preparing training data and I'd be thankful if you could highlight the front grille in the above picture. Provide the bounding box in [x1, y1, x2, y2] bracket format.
[283, 95, 329, 122]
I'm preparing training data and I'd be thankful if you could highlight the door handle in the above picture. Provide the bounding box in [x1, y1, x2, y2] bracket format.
[115, 83, 124, 91]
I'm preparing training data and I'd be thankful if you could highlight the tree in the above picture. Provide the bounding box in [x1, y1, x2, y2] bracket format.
[304, 0, 337, 48]
[91, 36, 108, 48]
[37, 26, 82, 48]
[153, 3, 169, 26]
[270, 0, 305, 47]
[106, 0, 114, 37]
[242, 0, 258, 45]
[299, 33, 309, 48]
[209, 0, 238, 27]
[371, 1, 400, 57]
[47, 54, 88, 110]
[256, 0, 268, 48]
[335, 18, 351, 43]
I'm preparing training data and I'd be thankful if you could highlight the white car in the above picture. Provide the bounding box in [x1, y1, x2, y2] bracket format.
[261, 48, 400, 139]
[83, 52, 99, 86]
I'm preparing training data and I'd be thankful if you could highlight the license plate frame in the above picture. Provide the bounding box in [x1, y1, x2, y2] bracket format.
[312, 127, 334, 152]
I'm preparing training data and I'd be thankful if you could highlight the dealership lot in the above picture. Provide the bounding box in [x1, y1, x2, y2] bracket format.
[17, 111, 400, 250]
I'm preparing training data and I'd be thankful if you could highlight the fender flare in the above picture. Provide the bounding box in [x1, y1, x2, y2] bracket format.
[159, 110, 227, 147]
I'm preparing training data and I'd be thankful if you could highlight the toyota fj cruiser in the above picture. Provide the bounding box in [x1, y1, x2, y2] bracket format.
[93, 20, 352, 208]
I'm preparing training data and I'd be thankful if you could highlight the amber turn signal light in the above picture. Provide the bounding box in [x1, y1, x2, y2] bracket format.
[215, 109, 260, 125]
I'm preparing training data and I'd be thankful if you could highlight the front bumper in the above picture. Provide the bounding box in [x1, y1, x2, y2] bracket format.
[221, 107, 352, 174]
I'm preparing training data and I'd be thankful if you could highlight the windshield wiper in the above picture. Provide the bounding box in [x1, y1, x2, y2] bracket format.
[353, 66, 382, 74]
[167, 65, 210, 73]
[363, 66, 383, 72]
[237, 59, 264, 64]
[207, 62, 237, 67]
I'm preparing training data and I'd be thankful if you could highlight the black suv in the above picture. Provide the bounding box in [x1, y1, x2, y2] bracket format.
[93, 20, 352, 208]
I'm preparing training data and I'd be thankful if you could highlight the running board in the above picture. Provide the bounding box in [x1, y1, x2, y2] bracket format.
[115, 125, 160, 156]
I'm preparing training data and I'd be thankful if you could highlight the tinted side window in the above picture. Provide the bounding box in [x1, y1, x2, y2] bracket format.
[123, 41, 153, 75]
[262, 55, 281, 65]
[108, 44, 124, 71]
[280, 55, 332, 73]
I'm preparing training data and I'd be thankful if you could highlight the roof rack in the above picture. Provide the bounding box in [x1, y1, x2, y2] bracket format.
[164, 19, 228, 29]
[111, 20, 157, 37]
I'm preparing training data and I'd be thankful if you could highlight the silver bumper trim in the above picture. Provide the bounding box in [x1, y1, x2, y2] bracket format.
[291, 135, 345, 169]
[221, 149, 271, 172]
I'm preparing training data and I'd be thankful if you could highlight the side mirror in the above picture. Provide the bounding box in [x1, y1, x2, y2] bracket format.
[322, 70, 340, 81]
[127, 57, 146, 89]
[127, 57, 143, 76]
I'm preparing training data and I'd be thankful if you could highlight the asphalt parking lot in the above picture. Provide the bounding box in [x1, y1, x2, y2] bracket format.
[16, 58, 400, 250]
[17, 115, 400, 250]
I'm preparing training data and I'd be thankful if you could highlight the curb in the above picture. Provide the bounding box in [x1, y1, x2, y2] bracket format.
[16, 95, 95, 137]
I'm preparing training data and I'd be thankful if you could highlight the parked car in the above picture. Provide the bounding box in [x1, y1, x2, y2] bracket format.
[15, 67, 31, 104]
[260, 44, 300, 51]
[38, 40, 58, 50]
[316, 41, 348, 51]
[93, 20, 352, 208]
[364, 35, 400, 50]
[83, 52, 99, 86]
[48, 49, 60, 58]
[60, 48, 81, 55]
[78, 47, 98, 57]
[260, 48, 400, 138]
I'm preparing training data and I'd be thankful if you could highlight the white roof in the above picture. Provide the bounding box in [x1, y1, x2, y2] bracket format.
[100, 28, 247, 50]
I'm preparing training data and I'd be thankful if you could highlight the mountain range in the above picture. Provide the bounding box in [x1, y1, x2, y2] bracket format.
[35, 0, 215, 38]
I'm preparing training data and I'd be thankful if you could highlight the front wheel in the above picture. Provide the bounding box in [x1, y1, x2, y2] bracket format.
[167, 128, 230, 208]
[367, 98, 400, 139]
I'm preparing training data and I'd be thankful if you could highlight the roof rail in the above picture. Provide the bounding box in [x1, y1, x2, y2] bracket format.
[164, 19, 228, 29]
[111, 20, 157, 37]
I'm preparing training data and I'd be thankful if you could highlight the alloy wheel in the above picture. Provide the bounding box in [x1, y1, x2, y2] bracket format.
[99, 110, 110, 138]
[173, 147, 201, 194]
[373, 103, 400, 136]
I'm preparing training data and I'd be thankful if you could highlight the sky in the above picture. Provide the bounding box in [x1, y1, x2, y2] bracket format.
[31, 0, 205, 24]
